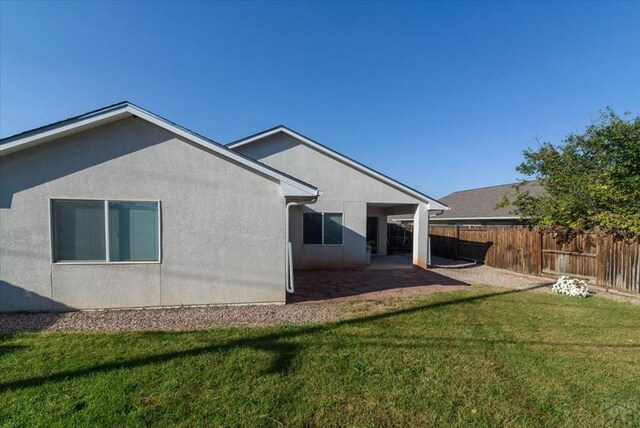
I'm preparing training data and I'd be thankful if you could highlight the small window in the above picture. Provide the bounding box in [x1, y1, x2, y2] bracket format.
[323, 213, 343, 244]
[109, 202, 159, 262]
[303, 212, 343, 245]
[303, 213, 323, 245]
[52, 200, 106, 261]
[52, 199, 160, 263]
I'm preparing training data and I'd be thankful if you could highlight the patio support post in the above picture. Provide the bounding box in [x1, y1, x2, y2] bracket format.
[412, 202, 429, 269]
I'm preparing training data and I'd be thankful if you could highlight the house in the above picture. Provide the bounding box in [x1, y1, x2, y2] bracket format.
[428, 181, 543, 226]
[0, 102, 447, 312]
[430, 181, 543, 225]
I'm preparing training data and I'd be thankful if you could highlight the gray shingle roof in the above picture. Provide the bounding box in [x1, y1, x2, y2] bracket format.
[432, 181, 544, 220]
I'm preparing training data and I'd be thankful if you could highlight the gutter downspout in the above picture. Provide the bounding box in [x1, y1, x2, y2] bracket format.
[285, 191, 320, 294]
[427, 205, 431, 267]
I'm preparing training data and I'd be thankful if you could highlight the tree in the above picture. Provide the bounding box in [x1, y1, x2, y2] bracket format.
[504, 109, 640, 236]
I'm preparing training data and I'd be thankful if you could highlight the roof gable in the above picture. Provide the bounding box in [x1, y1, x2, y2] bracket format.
[228, 126, 448, 210]
[0, 103, 318, 197]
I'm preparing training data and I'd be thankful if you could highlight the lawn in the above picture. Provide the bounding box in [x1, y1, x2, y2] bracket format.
[1, 287, 638, 427]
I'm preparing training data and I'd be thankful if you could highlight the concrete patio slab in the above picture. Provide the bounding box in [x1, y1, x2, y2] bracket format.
[367, 254, 414, 270]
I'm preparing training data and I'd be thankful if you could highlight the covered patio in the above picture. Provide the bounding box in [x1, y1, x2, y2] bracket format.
[365, 202, 430, 269]
[288, 255, 469, 303]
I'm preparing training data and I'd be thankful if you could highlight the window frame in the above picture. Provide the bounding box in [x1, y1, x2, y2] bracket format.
[49, 198, 162, 265]
[302, 211, 344, 246]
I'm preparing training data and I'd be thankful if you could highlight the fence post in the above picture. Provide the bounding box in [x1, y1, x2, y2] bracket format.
[538, 228, 543, 276]
[455, 225, 460, 260]
[595, 229, 600, 286]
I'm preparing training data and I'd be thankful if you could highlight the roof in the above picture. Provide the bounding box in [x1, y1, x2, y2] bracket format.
[431, 181, 544, 220]
[227, 125, 449, 210]
[0, 102, 319, 197]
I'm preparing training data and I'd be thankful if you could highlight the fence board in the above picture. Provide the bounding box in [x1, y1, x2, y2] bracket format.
[387, 223, 413, 252]
[597, 234, 640, 294]
[457, 227, 490, 262]
[429, 225, 639, 294]
[484, 226, 541, 276]
[429, 225, 458, 260]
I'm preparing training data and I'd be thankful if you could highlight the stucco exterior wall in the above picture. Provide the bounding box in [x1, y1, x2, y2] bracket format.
[0, 118, 286, 312]
[234, 133, 421, 269]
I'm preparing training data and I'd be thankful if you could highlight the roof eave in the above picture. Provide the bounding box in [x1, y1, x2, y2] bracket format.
[0, 105, 133, 157]
[229, 126, 448, 209]
[0, 104, 319, 197]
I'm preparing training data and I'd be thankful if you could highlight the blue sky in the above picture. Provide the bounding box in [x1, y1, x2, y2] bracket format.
[1, 1, 639, 198]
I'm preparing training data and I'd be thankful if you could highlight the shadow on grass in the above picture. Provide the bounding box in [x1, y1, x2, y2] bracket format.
[0, 283, 592, 393]
[313, 335, 640, 350]
[0, 344, 27, 357]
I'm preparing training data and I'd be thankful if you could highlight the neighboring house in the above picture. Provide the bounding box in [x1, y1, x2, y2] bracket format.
[388, 181, 543, 227]
[0, 102, 447, 312]
[428, 181, 543, 226]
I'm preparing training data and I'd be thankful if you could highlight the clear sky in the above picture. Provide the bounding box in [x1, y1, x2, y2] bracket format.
[1, 1, 639, 198]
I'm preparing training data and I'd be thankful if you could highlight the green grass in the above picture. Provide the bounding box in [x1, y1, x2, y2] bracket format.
[1, 287, 639, 427]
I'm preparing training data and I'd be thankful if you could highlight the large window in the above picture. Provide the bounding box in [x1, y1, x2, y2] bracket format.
[303, 212, 343, 245]
[52, 199, 160, 263]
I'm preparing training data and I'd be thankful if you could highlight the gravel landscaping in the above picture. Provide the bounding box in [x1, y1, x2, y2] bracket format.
[429, 257, 552, 289]
[430, 256, 640, 304]
[0, 303, 355, 334]
[2, 257, 637, 334]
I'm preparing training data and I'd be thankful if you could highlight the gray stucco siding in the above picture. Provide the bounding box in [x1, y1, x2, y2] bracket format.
[289, 200, 367, 269]
[234, 133, 420, 204]
[234, 133, 423, 269]
[0, 118, 286, 311]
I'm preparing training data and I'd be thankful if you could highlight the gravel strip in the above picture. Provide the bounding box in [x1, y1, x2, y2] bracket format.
[0, 303, 353, 334]
[2, 259, 636, 334]
[430, 257, 552, 290]
[430, 257, 640, 304]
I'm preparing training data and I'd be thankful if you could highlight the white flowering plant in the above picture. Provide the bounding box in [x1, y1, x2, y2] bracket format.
[551, 276, 591, 298]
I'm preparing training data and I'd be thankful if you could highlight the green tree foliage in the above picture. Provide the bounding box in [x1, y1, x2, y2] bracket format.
[506, 109, 640, 236]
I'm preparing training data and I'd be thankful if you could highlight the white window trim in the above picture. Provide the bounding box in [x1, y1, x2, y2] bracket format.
[302, 212, 344, 247]
[49, 198, 162, 265]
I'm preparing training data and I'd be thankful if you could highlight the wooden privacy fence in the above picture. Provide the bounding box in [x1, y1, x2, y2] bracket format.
[387, 223, 413, 253]
[429, 225, 640, 294]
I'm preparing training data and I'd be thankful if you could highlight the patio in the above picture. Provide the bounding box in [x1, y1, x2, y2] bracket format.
[288, 255, 469, 303]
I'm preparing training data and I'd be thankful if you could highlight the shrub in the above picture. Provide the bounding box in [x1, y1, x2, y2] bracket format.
[551, 276, 590, 298]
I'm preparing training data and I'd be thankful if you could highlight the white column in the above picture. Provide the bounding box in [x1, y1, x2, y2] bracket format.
[412, 202, 429, 269]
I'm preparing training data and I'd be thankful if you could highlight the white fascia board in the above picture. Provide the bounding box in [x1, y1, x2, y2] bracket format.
[229, 126, 449, 210]
[0, 104, 319, 198]
[280, 182, 320, 197]
[427, 203, 449, 211]
[228, 127, 287, 149]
